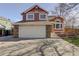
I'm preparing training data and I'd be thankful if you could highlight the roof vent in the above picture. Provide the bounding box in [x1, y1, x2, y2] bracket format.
[35, 6, 38, 9]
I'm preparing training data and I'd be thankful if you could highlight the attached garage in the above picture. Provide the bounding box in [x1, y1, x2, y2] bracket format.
[19, 25, 46, 38]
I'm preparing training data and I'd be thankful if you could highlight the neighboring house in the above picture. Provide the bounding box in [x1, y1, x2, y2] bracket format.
[0, 17, 13, 36]
[0, 24, 5, 36]
[13, 5, 64, 38]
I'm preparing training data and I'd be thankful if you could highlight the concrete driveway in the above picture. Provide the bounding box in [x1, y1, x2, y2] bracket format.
[0, 34, 79, 56]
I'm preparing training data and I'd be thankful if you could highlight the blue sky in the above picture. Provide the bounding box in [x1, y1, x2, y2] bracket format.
[0, 3, 57, 22]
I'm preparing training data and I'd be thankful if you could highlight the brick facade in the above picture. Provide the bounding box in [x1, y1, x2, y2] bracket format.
[13, 25, 19, 37]
[46, 25, 52, 38]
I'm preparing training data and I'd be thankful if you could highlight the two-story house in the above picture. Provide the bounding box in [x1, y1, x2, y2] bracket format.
[13, 5, 64, 38]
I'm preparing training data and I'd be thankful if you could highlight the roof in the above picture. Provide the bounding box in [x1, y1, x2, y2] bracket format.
[14, 21, 53, 26]
[49, 16, 64, 21]
[21, 5, 48, 14]
[16, 20, 47, 23]
[48, 16, 56, 20]
[16, 16, 64, 23]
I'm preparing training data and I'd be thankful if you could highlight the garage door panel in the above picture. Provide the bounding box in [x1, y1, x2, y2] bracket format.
[19, 26, 46, 38]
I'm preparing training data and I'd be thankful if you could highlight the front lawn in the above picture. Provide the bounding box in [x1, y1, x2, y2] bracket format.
[64, 36, 79, 47]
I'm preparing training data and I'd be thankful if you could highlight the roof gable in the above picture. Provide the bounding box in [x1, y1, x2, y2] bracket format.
[21, 5, 48, 14]
[49, 16, 64, 22]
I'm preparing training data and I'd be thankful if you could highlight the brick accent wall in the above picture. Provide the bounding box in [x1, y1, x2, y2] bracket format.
[13, 25, 19, 37]
[46, 25, 52, 38]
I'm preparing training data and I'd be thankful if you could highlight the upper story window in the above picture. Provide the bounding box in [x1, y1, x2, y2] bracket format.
[39, 14, 47, 20]
[26, 13, 34, 20]
[54, 23, 62, 29]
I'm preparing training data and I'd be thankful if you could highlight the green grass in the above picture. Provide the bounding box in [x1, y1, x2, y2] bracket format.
[64, 36, 79, 47]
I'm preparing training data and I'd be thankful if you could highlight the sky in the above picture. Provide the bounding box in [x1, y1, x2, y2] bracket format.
[0, 3, 57, 22]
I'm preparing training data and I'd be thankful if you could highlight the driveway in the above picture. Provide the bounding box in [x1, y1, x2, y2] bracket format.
[0, 34, 79, 56]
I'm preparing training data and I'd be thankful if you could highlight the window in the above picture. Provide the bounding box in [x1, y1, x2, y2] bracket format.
[54, 23, 62, 29]
[56, 24, 60, 28]
[40, 14, 46, 20]
[54, 19, 63, 29]
[27, 14, 34, 20]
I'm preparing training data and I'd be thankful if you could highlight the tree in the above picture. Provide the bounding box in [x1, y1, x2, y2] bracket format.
[52, 3, 79, 28]
[52, 3, 79, 38]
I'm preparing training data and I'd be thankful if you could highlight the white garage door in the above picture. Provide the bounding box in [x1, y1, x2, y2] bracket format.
[19, 25, 46, 38]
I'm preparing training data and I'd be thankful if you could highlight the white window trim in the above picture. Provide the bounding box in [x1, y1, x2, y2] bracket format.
[54, 23, 63, 30]
[54, 23, 64, 33]
[39, 13, 48, 20]
[54, 19, 63, 30]
[26, 13, 34, 20]
[53, 19, 64, 32]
